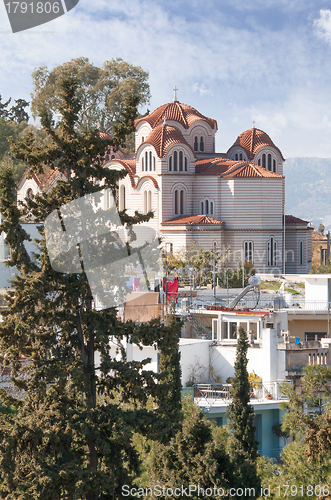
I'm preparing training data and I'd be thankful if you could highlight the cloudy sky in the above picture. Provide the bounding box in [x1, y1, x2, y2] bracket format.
[1, 0, 331, 158]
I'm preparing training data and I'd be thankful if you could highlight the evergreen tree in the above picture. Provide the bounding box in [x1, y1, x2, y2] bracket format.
[227, 327, 260, 499]
[8, 98, 29, 123]
[0, 95, 11, 119]
[148, 399, 231, 499]
[0, 78, 181, 500]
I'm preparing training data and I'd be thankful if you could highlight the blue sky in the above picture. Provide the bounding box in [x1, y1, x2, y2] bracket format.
[1, 0, 331, 158]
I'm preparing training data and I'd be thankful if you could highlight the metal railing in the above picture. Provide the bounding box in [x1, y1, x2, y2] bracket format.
[194, 380, 291, 404]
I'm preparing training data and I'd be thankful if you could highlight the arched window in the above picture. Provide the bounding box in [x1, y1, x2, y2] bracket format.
[149, 151, 152, 171]
[184, 157, 188, 171]
[119, 185, 126, 211]
[258, 158, 261, 166]
[174, 151, 178, 171]
[262, 154, 266, 169]
[144, 190, 152, 214]
[26, 188, 33, 199]
[169, 157, 172, 171]
[144, 190, 147, 214]
[180, 190, 184, 215]
[142, 157, 144, 171]
[194, 136, 198, 152]
[148, 190, 152, 212]
[111, 154, 115, 160]
[268, 154, 272, 171]
[244, 241, 253, 262]
[268, 237, 277, 266]
[200, 136, 204, 152]
[153, 156, 156, 171]
[201, 198, 214, 215]
[235, 153, 238, 161]
[141, 136, 144, 143]
[179, 151, 183, 171]
[299, 241, 304, 266]
[239, 153, 243, 160]
[175, 190, 178, 215]
[145, 151, 148, 170]
[273, 159, 276, 172]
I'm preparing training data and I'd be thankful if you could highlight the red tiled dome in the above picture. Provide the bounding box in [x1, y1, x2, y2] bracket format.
[228, 128, 285, 161]
[143, 124, 194, 158]
[135, 101, 217, 130]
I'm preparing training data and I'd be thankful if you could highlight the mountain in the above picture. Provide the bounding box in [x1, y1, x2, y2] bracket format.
[284, 157, 331, 231]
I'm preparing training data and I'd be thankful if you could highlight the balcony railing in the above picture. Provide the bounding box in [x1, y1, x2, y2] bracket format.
[194, 381, 291, 404]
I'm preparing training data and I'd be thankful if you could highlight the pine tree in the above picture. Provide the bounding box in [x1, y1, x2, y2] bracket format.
[227, 327, 260, 499]
[0, 78, 181, 500]
[148, 399, 231, 499]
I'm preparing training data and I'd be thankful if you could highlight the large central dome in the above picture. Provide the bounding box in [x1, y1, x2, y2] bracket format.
[134, 101, 217, 130]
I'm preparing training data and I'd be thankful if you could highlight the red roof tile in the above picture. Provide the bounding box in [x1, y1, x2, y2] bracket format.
[134, 102, 217, 130]
[143, 124, 194, 158]
[285, 215, 309, 224]
[228, 127, 285, 161]
[195, 159, 283, 178]
[162, 215, 224, 225]
[98, 130, 113, 141]
[107, 159, 137, 188]
[136, 175, 158, 189]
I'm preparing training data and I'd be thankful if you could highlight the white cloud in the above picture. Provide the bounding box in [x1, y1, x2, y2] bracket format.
[313, 9, 331, 44]
[192, 83, 213, 96]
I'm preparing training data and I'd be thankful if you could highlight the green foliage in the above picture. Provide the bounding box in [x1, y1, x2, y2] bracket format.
[259, 365, 331, 499]
[218, 261, 256, 288]
[227, 327, 260, 499]
[146, 398, 231, 499]
[31, 57, 150, 135]
[318, 223, 325, 235]
[310, 257, 331, 274]
[0, 77, 181, 500]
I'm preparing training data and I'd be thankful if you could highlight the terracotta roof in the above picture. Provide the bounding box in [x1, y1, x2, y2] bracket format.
[142, 124, 194, 158]
[285, 215, 309, 224]
[136, 175, 158, 189]
[162, 215, 224, 226]
[227, 128, 285, 161]
[312, 232, 327, 241]
[195, 159, 283, 178]
[106, 158, 137, 188]
[98, 130, 113, 141]
[134, 101, 217, 130]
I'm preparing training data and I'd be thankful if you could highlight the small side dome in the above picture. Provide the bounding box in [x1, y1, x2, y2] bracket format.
[142, 123, 194, 158]
[227, 127, 285, 161]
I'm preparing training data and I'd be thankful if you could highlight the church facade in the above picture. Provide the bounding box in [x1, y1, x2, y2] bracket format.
[16, 96, 312, 275]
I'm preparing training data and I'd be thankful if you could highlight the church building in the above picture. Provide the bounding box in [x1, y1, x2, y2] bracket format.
[16, 91, 312, 275]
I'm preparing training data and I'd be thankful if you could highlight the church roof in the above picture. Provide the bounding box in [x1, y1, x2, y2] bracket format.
[285, 215, 309, 225]
[143, 124, 194, 158]
[196, 158, 283, 178]
[162, 215, 224, 226]
[134, 101, 217, 130]
[228, 127, 285, 161]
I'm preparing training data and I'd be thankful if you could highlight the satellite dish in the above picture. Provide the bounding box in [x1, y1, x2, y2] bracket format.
[249, 276, 261, 287]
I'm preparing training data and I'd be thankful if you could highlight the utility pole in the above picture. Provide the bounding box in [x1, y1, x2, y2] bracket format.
[213, 242, 216, 305]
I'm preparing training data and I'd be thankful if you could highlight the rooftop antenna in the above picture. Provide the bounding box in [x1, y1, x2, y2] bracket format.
[173, 85, 179, 102]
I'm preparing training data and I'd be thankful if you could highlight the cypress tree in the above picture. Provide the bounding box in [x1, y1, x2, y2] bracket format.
[228, 327, 260, 499]
[0, 78, 182, 500]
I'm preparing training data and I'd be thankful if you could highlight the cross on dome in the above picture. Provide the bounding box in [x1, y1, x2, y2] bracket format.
[173, 86, 179, 102]
[252, 120, 256, 128]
